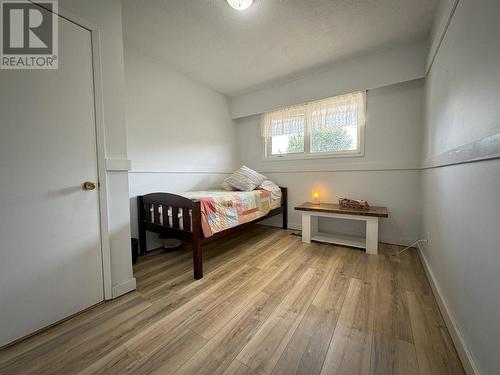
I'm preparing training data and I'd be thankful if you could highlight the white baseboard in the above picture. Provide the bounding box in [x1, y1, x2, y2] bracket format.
[112, 278, 137, 298]
[416, 244, 481, 375]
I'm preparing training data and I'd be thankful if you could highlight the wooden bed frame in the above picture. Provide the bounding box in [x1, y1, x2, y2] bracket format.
[137, 187, 288, 279]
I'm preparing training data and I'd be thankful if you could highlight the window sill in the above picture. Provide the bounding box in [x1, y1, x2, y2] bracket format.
[263, 150, 364, 162]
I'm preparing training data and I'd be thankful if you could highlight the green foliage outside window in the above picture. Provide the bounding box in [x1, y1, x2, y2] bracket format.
[286, 127, 353, 153]
[286, 133, 305, 153]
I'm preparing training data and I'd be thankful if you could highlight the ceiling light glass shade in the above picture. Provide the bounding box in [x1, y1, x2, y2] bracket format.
[226, 0, 253, 10]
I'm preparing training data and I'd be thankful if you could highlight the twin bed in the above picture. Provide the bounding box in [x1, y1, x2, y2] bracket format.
[137, 187, 288, 279]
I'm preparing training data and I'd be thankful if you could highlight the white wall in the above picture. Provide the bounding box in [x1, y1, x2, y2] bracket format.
[236, 80, 424, 245]
[420, 0, 500, 374]
[124, 46, 238, 250]
[59, 0, 134, 297]
[230, 41, 427, 119]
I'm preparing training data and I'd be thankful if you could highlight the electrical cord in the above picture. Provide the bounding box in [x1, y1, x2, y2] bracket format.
[391, 239, 428, 256]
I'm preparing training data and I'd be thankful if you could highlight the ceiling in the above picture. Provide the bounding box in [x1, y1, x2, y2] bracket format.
[122, 0, 438, 96]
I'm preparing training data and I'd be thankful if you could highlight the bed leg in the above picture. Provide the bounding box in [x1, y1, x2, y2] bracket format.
[137, 196, 147, 255]
[138, 225, 147, 256]
[192, 201, 203, 279]
[281, 187, 288, 230]
[193, 238, 203, 279]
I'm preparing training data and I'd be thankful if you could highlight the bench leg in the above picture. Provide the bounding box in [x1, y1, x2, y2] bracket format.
[366, 217, 378, 255]
[311, 216, 318, 235]
[302, 214, 311, 243]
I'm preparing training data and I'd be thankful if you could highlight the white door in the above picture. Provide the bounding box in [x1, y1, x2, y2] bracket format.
[0, 12, 104, 346]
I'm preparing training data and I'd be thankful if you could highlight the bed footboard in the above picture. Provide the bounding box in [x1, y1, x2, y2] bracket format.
[137, 193, 203, 279]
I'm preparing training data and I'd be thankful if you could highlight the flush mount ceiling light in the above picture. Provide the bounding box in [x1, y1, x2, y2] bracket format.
[226, 0, 253, 10]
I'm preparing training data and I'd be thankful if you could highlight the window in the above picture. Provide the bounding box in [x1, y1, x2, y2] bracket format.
[262, 91, 366, 159]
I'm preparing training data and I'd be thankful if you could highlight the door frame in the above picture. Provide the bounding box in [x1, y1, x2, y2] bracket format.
[33, 2, 114, 299]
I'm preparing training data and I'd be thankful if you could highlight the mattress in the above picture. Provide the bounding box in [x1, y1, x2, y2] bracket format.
[179, 189, 281, 237]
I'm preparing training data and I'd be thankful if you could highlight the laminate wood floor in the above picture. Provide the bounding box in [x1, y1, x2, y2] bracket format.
[0, 226, 465, 375]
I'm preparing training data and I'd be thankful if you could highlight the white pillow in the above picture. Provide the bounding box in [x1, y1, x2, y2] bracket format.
[224, 166, 266, 192]
[220, 180, 237, 191]
[259, 179, 281, 196]
[259, 179, 282, 208]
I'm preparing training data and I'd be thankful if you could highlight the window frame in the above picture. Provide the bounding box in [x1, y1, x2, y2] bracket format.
[263, 99, 366, 161]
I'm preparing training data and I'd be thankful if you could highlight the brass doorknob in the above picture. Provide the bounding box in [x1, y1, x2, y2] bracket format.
[83, 182, 97, 191]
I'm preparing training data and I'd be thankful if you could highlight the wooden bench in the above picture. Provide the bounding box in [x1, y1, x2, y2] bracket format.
[295, 202, 388, 254]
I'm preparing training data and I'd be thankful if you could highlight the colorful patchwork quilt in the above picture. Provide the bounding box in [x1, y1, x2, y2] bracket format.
[180, 190, 273, 237]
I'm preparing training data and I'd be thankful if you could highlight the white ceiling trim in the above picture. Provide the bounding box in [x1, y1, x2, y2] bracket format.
[426, 0, 460, 74]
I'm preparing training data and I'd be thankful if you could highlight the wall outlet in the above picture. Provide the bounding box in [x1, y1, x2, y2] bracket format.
[425, 231, 431, 244]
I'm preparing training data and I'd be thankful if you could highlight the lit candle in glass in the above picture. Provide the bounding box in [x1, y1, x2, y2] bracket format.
[312, 189, 320, 205]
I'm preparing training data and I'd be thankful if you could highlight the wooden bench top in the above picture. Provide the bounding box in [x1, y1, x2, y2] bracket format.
[295, 202, 388, 218]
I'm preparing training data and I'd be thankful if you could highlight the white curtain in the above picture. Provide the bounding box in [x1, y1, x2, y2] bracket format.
[260, 104, 305, 137]
[261, 91, 366, 137]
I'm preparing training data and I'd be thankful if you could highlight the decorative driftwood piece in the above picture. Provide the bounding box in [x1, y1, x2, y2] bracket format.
[338, 198, 370, 210]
